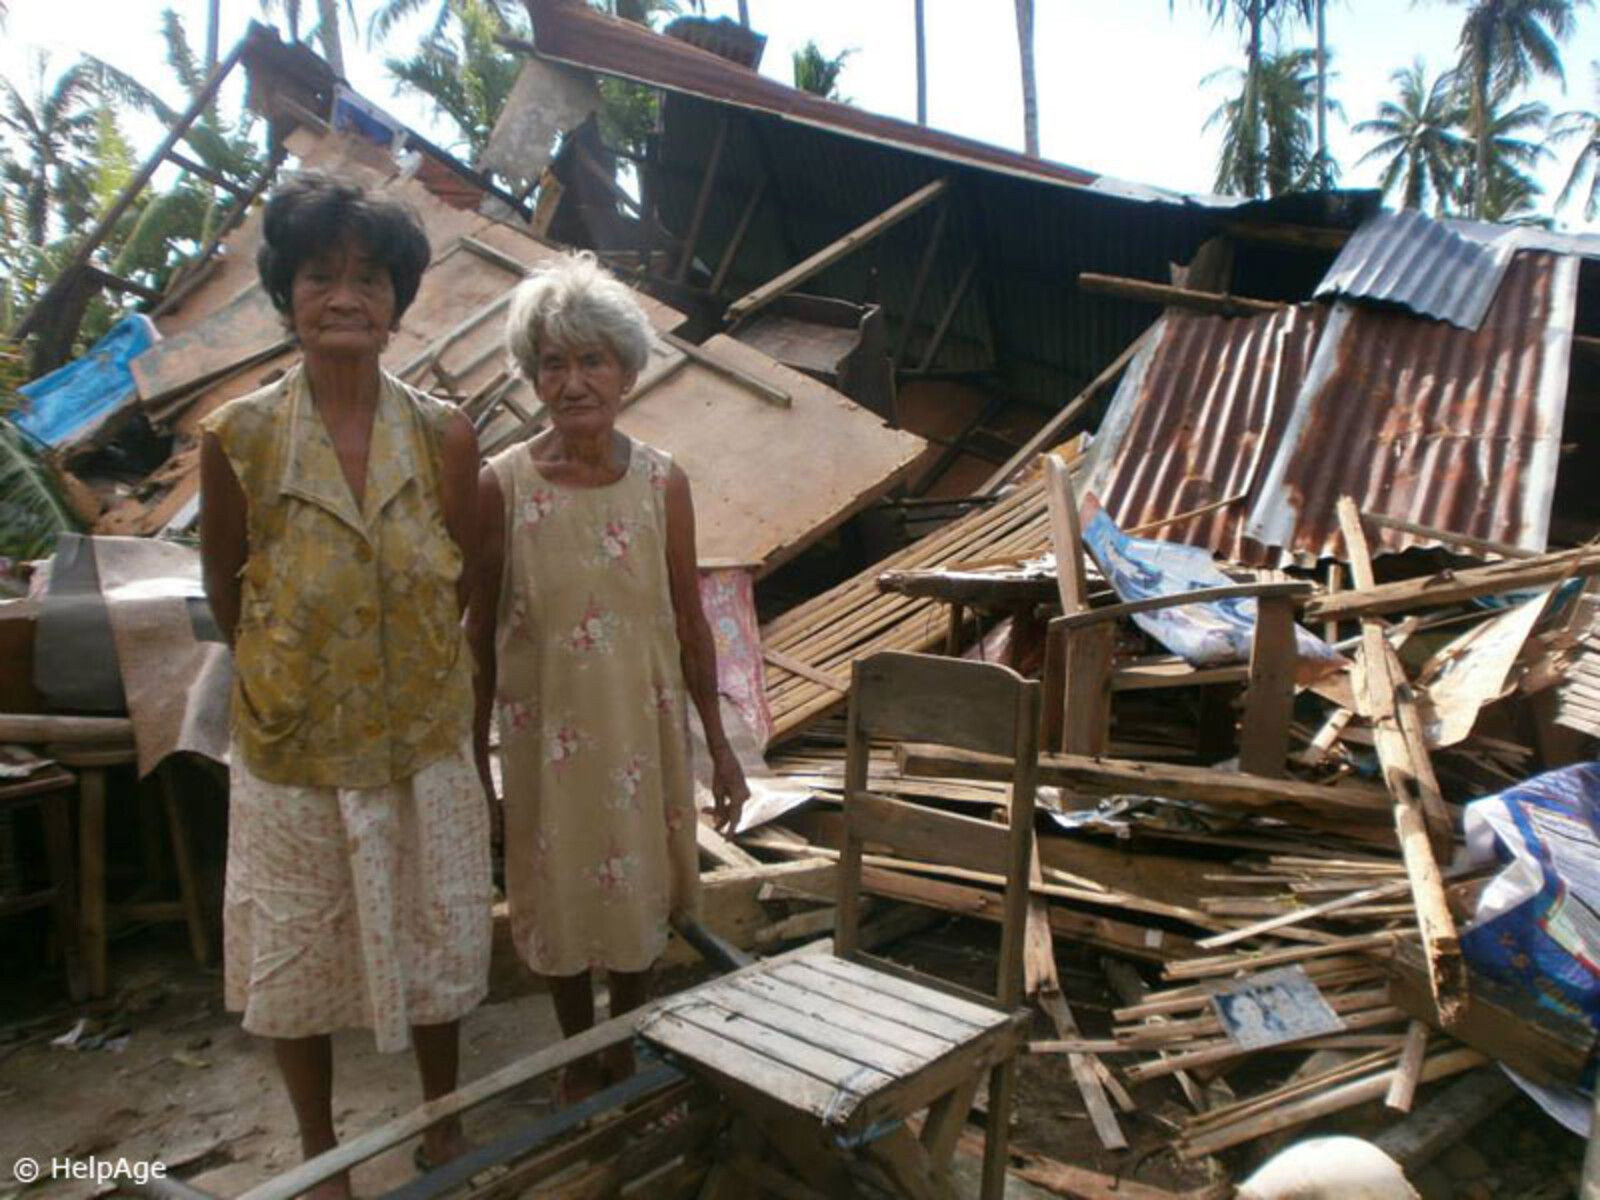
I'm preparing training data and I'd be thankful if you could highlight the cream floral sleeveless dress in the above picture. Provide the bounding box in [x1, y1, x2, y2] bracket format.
[488, 436, 699, 976]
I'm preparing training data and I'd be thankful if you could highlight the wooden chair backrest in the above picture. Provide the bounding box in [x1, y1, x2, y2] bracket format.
[835, 651, 1041, 1009]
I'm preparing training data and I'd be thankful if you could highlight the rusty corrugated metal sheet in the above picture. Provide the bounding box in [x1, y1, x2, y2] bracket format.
[1084, 251, 1579, 566]
[1084, 304, 1328, 563]
[1315, 208, 1516, 331]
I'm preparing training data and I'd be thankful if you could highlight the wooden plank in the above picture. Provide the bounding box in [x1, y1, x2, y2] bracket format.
[1238, 593, 1296, 777]
[898, 743, 1391, 821]
[1385, 1020, 1429, 1112]
[710, 173, 768, 295]
[727, 178, 949, 323]
[696, 819, 761, 870]
[1338, 497, 1463, 1026]
[762, 646, 849, 694]
[656, 997, 895, 1097]
[1305, 544, 1600, 623]
[853, 652, 1026, 758]
[1077, 271, 1281, 316]
[849, 791, 1012, 877]
[1372, 1068, 1517, 1172]
[701, 977, 929, 1077]
[640, 1008, 847, 1123]
[721, 973, 953, 1064]
[800, 954, 1002, 1029]
[1045, 455, 1088, 615]
[1195, 878, 1414, 950]
[1364, 511, 1539, 561]
[1052, 581, 1313, 631]
[768, 960, 981, 1042]
[920, 1075, 981, 1173]
[893, 198, 950, 365]
[674, 116, 729, 283]
[1163, 931, 1414, 980]
[916, 251, 979, 373]
[1061, 625, 1115, 757]
[0, 714, 135, 743]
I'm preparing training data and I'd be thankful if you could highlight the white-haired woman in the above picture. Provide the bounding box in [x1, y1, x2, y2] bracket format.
[470, 253, 748, 1103]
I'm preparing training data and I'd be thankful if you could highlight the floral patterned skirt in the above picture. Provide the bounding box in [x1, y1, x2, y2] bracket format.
[223, 740, 492, 1052]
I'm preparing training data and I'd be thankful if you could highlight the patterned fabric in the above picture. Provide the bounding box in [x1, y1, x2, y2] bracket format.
[223, 739, 492, 1052]
[698, 567, 773, 747]
[488, 437, 699, 977]
[201, 365, 472, 788]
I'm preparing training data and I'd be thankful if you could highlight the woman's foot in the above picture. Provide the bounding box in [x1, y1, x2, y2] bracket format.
[300, 1171, 351, 1200]
[558, 1060, 606, 1107]
[417, 1119, 471, 1173]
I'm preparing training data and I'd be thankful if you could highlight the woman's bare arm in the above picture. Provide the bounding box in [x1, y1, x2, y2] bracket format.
[664, 464, 749, 833]
[439, 411, 480, 617]
[468, 465, 506, 819]
[199, 431, 247, 647]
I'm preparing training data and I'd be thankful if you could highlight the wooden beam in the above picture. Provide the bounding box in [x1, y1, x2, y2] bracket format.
[674, 116, 730, 284]
[1077, 271, 1282, 317]
[163, 149, 250, 200]
[660, 331, 790, 407]
[1224, 220, 1351, 251]
[726, 178, 949, 324]
[892, 198, 949, 365]
[1362, 510, 1540, 561]
[916, 250, 977, 372]
[0, 714, 134, 743]
[978, 327, 1152, 496]
[898, 743, 1392, 824]
[710, 173, 767, 295]
[1304, 544, 1600, 623]
[1338, 497, 1463, 1026]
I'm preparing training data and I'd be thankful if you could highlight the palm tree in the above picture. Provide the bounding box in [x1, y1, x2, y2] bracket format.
[1470, 89, 1553, 220]
[1445, 0, 1584, 218]
[1551, 60, 1600, 220]
[1354, 59, 1470, 213]
[388, 0, 522, 159]
[1205, 46, 1334, 196]
[0, 53, 100, 246]
[367, 0, 521, 43]
[1180, 1, 1317, 196]
[1015, 0, 1037, 155]
[792, 41, 852, 100]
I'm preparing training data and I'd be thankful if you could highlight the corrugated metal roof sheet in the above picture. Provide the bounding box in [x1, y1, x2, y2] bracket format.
[1315, 208, 1516, 331]
[1084, 251, 1579, 566]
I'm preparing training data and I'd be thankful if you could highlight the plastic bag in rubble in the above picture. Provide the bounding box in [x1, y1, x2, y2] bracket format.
[1461, 761, 1600, 1133]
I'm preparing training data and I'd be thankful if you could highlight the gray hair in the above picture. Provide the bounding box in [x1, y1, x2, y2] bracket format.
[505, 251, 653, 379]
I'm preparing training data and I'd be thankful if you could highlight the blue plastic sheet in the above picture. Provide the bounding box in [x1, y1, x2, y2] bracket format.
[12, 315, 158, 448]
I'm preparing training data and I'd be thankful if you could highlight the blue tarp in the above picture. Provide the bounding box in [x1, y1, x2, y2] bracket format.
[12, 315, 159, 448]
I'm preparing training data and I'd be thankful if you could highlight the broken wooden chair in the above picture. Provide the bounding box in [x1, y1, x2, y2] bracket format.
[640, 651, 1040, 1200]
[1040, 456, 1311, 773]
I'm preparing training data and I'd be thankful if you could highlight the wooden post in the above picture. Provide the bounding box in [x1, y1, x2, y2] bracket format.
[1238, 592, 1295, 777]
[710, 175, 767, 295]
[674, 117, 730, 284]
[915, 252, 978, 373]
[893, 199, 949, 365]
[727, 178, 949, 325]
[1337, 496, 1464, 1025]
[78, 768, 107, 998]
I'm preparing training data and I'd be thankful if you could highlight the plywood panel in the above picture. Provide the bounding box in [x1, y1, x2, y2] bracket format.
[615, 334, 925, 573]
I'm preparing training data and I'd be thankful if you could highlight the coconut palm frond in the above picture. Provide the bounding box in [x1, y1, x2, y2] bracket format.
[0, 419, 79, 562]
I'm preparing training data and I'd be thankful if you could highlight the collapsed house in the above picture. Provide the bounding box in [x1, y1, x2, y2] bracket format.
[6, 3, 1600, 1197]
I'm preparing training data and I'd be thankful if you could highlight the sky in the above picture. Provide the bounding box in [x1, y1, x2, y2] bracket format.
[1, 0, 1598, 229]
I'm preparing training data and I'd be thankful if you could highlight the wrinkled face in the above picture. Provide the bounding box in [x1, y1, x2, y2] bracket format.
[533, 341, 636, 439]
[290, 245, 396, 360]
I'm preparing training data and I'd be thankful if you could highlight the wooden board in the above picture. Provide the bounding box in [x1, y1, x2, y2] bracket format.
[131, 283, 288, 405]
[614, 334, 925, 573]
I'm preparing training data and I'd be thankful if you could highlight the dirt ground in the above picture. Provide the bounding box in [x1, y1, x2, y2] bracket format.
[0, 917, 1588, 1200]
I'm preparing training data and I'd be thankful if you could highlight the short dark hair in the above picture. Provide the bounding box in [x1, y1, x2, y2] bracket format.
[256, 173, 430, 324]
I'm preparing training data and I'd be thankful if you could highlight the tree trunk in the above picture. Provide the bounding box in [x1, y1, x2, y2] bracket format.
[318, 0, 344, 76]
[914, 0, 927, 125]
[1472, 47, 1490, 218]
[1244, 0, 1262, 196]
[736, 0, 749, 25]
[1014, 0, 1038, 156]
[1314, 0, 1327, 187]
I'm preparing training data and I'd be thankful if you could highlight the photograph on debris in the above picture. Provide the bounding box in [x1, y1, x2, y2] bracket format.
[3, 1, 1600, 1198]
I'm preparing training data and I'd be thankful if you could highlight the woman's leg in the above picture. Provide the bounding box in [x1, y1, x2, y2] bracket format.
[600, 967, 653, 1083]
[273, 1035, 350, 1200]
[411, 1020, 470, 1166]
[547, 970, 604, 1104]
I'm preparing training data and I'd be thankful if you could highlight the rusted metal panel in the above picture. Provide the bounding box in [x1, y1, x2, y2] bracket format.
[1085, 252, 1579, 567]
[1251, 251, 1578, 563]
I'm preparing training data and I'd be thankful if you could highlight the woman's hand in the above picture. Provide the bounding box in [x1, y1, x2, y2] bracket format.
[704, 740, 750, 835]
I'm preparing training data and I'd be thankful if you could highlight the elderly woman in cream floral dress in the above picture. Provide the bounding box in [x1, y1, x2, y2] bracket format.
[470, 252, 748, 1103]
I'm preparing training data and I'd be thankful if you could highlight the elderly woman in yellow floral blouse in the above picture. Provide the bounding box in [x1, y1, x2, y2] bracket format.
[200, 174, 491, 1196]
